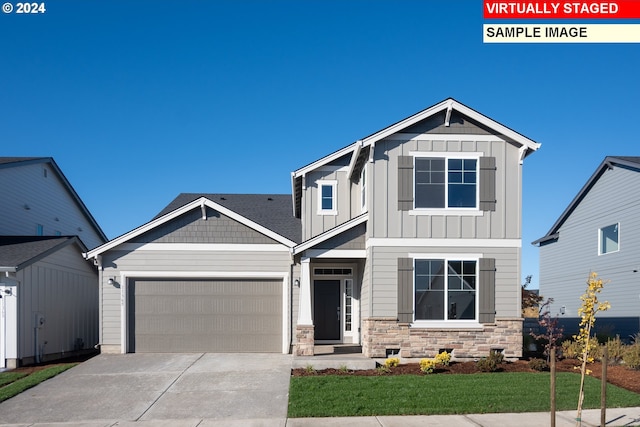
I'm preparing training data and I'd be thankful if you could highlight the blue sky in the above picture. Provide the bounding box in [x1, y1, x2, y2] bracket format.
[2, 1, 639, 289]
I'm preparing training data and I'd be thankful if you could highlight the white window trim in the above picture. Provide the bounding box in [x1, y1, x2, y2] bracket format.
[598, 222, 620, 256]
[317, 179, 338, 215]
[411, 255, 481, 326]
[411, 152, 481, 213]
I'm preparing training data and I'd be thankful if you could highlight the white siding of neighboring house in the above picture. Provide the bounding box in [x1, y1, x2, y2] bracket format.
[0, 162, 104, 250]
[16, 243, 98, 363]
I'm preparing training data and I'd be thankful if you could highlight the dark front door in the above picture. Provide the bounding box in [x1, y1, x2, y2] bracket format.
[313, 280, 341, 340]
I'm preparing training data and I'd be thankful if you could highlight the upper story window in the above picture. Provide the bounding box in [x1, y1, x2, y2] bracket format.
[415, 157, 478, 209]
[398, 153, 494, 214]
[599, 223, 619, 255]
[317, 180, 337, 215]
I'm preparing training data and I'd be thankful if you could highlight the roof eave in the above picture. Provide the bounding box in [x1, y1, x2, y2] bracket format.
[86, 197, 297, 259]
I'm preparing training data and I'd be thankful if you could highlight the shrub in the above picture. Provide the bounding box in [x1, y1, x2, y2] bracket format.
[419, 358, 437, 374]
[435, 351, 451, 366]
[528, 358, 548, 371]
[623, 344, 640, 370]
[384, 357, 400, 368]
[600, 335, 626, 364]
[376, 365, 390, 375]
[562, 337, 599, 360]
[305, 364, 315, 374]
[476, 351, 504, 372]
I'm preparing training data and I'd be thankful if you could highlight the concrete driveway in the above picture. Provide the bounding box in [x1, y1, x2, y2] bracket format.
[0, 353, 292, 426]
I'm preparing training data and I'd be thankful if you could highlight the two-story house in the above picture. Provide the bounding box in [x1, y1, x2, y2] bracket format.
[0, 157, 107, 368]
[85, 98, 539, 359]
[534, 156, 640, 339]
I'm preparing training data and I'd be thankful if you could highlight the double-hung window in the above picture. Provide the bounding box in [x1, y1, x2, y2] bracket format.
[414, 157, 478, 209]
[317, 180, 337, 215]
[414, 258, 477, 321]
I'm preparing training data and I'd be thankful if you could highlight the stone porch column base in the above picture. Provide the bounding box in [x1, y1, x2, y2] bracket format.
[294, 325, 314, 356]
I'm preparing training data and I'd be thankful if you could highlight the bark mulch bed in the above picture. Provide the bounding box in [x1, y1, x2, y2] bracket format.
[292, 359, 640, 395]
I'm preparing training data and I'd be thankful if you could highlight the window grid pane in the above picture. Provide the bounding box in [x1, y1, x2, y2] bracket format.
[415, 259, 477, 321]
[321, 185, 333, 210]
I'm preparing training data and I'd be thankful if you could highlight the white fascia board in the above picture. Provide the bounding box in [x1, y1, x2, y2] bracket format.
[360, 99, 540, 154]
[305, 249, 366, 258]
[116, 243, 290, 252]
[292, 144, 357, 178]
[293, 213, 368, 255]
[86, 197, 296, 259]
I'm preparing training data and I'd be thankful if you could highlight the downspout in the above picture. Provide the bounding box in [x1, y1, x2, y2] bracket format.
[94, 255, 103, 350]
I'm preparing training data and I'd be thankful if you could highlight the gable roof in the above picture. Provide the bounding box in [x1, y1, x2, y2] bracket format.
[290, 98, 541, 218]
[85, 194, 301, 259]
[0, 157, 108, 244]
[155, 193, 301, 243]
[532, 156, 640, 246]
[292, 213, 368, 255]
[0, 236, 87, 272]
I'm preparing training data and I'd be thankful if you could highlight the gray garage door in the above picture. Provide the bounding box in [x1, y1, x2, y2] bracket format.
[128, 278, 282, 353]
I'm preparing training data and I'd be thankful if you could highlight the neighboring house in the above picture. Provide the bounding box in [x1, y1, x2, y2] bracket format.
[534, 156, 640, 339]
[0, 157, 107, 368]
[85, 98, 540, 360]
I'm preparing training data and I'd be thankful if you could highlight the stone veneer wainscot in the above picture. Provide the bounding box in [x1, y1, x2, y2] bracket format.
[362, 317, 523, 360]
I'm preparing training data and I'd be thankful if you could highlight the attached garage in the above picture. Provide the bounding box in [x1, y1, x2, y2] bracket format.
[128, 278, 283, 353]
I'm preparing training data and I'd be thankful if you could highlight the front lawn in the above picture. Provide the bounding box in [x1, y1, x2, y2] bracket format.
[0, 364, 77, 403]
[288, 372, 640, 418]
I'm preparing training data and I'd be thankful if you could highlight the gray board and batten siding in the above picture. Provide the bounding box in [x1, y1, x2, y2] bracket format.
[539, 163, 640, 336]
[100, 203, 293, 353]
[370, 134, 522, 240]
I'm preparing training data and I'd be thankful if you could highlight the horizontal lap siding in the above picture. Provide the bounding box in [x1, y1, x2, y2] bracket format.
[0, 163, 104, 249]
[370, 246, 519, 318]
[101, 249, 291, 346]
[540, 167, 640, 320]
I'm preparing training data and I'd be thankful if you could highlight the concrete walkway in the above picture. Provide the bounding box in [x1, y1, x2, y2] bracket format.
[1, 353, 639, 426]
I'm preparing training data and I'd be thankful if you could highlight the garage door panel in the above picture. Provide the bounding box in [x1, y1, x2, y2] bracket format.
[129, 279, 282, 353]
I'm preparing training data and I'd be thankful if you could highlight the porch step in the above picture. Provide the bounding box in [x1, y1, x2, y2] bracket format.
[292, 355, 377, 371]
[293, 345, 376, 371]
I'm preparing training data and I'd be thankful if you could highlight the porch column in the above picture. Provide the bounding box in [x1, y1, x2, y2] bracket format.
[295, 257, 314, 356]
[298, 257, 313, 325]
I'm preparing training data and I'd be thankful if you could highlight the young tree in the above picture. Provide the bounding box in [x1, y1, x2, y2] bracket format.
[530, 297, 564, 362]
[575, 272, 610, 427]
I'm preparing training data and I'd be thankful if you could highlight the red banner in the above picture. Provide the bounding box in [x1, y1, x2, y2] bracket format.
[484, 1, 640, 19]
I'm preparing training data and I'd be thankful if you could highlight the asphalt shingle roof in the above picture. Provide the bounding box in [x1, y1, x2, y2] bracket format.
[155, 193, 302, 244]
[0, 236, 75, 269]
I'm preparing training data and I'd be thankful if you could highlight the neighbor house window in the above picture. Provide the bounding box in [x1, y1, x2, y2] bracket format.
[599, 223, 619, 255]
[317, 180, 337, 215]
[414, 259, 477, 321]
[36, 224, 44, 235]
[415, 157, 478, 209]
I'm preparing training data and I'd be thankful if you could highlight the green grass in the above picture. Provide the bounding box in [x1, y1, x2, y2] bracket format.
[288, 372, 640, 418]
[0, 364, 77, 403]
